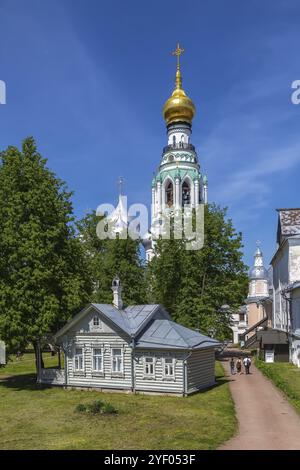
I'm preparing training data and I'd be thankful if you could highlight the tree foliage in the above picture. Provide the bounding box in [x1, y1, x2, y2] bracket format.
[77, 211, 146, 306]
[0, 138, 91, 355]
[148, 204, 248, 340]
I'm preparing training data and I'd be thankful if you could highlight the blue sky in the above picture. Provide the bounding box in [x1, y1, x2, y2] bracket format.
[0, 0, 300, 268]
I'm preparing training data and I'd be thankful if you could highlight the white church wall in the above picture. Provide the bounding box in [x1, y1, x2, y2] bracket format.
[289, 242, 300, 283]
[272, 244, 289, 330]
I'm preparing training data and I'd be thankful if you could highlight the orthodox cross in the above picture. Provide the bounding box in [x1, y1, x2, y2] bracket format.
[172, 43, 184, 69]
[256, 239, 261, 248]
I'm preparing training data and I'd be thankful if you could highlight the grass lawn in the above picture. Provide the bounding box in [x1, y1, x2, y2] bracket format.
[256, 359, 300, 414]
[0, 353, 236, 450]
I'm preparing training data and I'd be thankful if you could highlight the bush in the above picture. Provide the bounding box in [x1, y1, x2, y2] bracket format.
[75, 403, 86, 413]
[74, 400, 118, 415]
[86, 400, 104, 415]
[101, 402, 117, 414]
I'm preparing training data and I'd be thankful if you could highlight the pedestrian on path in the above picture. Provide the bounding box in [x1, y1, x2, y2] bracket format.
[230, 357, 235, 375]
[243, 356, 252, 374]
[236, 357, 242, 374]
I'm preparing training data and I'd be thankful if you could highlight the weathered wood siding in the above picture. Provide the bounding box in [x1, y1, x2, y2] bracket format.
[134, 349, 185, 394]
[63, 332, 132, 390]
[187, 348, 215, 394]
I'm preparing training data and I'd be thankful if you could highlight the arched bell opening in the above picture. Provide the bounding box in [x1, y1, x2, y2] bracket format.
[165, 181, 174, 208]
[182, 180, 191, 206]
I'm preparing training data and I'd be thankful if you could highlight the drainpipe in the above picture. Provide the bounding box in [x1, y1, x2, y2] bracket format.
[62, 338, 68, 388]
[183, 350, 192, 397]
[281, 287, 293, 361]
[36, 340, 42, 384]
[64, 348, 68, 388]
[130, 338, 136, 394]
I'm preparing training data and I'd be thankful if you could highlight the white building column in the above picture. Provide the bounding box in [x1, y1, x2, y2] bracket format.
[175, 178, 180, 208]
[203, 183, 208, 204]
[194, 179, 199, 208]
[190, 180, 195, 208]
[151, 186, 155, 220]
[157, 181, 162, 214]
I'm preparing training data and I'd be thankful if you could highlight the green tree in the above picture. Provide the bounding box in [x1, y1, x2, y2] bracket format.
[77, 211, 147, 305]
[148, 204, 248, 340]
[0, 138, 91, 369]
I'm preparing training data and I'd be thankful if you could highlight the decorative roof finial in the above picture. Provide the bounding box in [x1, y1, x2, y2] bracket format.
[118, 176, 124, 196]
[163, 44, 195, 125]
[172, 43, 184, 89]
[172, 43, 184, 70]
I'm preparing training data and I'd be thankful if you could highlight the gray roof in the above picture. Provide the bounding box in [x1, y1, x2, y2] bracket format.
[55, 302, 219, 351]
[92, 303, 163, 336]
[135, 319, 220, 350]
[55, 303, 165, 340]
[277, 208, 300, 244]
[249, 265, 268, 280]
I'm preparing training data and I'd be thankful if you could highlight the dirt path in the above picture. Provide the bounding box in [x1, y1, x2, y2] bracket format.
[220, 360, 300, 450]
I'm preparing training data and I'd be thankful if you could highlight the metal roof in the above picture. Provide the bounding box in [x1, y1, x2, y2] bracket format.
[55, 303, 219, 351]
[92, 303, 161, 336]
[277, 208, 300, 244]
[135, 319, 221, 350]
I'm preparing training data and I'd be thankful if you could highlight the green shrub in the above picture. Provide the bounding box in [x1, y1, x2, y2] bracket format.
[86, 400, 104, 415]
[75, 400, 118, 415]
[75, 403, 86, 413]
[101, 403, 117, 414]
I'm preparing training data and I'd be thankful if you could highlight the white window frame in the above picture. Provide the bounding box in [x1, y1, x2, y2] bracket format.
[93, 316, 100, 327]
[143, 356, 155, 378]
[163, 357, 176, 380]
[74, 346, 84, 372]
[92, 347, 103, 373]
[111, 347, 123, 375]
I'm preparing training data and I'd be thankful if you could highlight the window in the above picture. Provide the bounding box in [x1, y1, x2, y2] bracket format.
[166, 181, 174, 207]
[144, 357, 155, 376]
[92, 348, 103, 372]
[182, 181, 190, 206]
[93, 316, 100, 327]
[74, 347, 84, 371]
[164, 358, 175, 378]
[111, 348, 123, 374]
[239, 313, 245, 322]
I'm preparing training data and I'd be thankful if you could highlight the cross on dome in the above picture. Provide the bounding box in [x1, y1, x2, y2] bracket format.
[172, 43, 184, 70]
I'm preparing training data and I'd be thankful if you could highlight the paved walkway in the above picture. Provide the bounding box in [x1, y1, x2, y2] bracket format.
[220, 359, 300, 450]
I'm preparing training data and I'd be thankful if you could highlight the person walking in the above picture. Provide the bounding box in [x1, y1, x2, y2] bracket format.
[230, 357, 235, 375]
[243, 356, 252, 374]
[236, 357, 242, 375]
[247, 355, 252, 374]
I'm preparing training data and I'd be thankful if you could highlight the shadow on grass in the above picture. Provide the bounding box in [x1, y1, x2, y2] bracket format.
[194, 375, 232, 396]
[0, 373, 52, 391]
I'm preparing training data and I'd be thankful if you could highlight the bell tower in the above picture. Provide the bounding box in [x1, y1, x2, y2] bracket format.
[144, 45, 207, 262]
[247, 242, 270, 332]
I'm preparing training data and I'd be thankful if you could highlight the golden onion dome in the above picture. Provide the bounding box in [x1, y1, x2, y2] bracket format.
[163, 45, 196, 126]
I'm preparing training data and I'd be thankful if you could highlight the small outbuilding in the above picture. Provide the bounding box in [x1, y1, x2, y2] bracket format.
[40, 278, 221, 396]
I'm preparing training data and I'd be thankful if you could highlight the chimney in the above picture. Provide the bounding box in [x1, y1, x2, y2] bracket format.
[112, 276, 123, 309]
